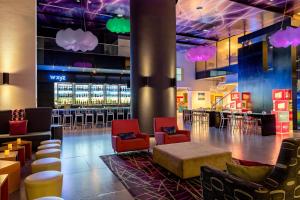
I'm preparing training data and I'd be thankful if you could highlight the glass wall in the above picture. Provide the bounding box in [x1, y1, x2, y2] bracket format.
[195, 34, 243, 72]
[230, 34, 243, 65]
[217, 38, 229, 68]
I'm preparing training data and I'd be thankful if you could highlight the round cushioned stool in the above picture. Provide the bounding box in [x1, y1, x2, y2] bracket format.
[37, 144, 61, 151]
[24, 171, 63, 200]
[34, 197, 64, 200]
[36, 149, 61, 160]
[40, 140, 61, 145]
[31, 158, 61, 173]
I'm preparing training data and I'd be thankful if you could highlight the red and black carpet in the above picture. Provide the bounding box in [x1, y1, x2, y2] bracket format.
[100, 152, 203, 200]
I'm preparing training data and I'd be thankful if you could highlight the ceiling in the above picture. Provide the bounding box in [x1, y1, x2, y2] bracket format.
[37, 0, 300, 50]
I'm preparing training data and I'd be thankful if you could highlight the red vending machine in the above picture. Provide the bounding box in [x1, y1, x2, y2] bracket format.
[272, 89, 292, 134]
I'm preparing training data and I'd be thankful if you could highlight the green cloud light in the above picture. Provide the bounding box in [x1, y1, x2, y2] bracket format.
[106, 17, 130, 34]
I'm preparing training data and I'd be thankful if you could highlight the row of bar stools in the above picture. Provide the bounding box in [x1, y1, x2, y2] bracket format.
[59, 108, 132, 128]
[25, 139, 63, 200]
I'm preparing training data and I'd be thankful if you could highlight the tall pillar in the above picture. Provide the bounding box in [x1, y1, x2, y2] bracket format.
[130, 0, 177, 133]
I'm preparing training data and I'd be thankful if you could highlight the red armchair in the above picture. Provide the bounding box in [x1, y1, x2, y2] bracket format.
[111, 119, 150, 153]
[154, 117, 190, 145]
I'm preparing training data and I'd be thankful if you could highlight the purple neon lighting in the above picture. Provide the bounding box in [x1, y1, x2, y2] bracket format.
[185, 45, 216, 62]
[269, 26, 300, 48]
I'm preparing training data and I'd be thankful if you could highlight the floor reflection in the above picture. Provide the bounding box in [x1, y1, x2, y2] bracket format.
[10, 116, 299, 199]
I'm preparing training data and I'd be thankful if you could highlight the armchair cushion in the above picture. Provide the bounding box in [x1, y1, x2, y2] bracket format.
[119, 132, 136, 140]
[9, 120, 28, 135]
[227, 162, 272, 183]
[161, 126, 176, 135]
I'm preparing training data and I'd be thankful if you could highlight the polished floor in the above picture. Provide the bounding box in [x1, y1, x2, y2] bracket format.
[11, 116, 299, 200]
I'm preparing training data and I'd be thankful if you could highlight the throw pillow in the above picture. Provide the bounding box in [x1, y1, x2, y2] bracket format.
[161, 126, 176, 135]
[9, 120, 28, 135]
[119, 132, 136, 140]
[227, 162, 272, 183]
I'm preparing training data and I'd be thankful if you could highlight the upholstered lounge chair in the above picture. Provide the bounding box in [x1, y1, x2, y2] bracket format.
[201, 138, 300, 200]
[111, 119, 150, 153]
[154, 117, 190, 145]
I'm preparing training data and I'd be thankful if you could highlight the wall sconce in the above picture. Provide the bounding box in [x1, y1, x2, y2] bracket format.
[170, 78, 176, 87]
[142, 77, 150, 86]
[1, 73, 9, 85]
[0, 73, 9, 85]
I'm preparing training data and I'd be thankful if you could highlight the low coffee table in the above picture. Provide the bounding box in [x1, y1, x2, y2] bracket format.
[153, 142, 232, 179]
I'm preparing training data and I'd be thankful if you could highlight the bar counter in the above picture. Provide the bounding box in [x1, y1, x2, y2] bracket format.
[190, 110, 276, 136]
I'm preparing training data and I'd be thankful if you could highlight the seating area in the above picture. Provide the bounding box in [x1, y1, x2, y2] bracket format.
[2, 0, 300, 199]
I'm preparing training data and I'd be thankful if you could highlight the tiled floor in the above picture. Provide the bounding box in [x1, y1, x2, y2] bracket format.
[10, 116, 299, 200]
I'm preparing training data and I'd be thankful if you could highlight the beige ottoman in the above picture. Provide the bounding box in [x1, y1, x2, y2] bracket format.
[25, 171, 63, 200]
[37, 144, 61, 151]
[31, 158, 61, 173]
[34, 197, 64, 200]
[40, 140, 61, 145]
[153, 142, 232, 179]
[36, 149, 61, 160]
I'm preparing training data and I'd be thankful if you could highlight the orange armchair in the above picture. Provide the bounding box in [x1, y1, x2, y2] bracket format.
[154, 117, 190, 145]
[112, 119, 150, 153]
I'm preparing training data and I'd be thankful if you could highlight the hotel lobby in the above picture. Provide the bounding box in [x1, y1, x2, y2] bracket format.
[1, 0, 300, 199]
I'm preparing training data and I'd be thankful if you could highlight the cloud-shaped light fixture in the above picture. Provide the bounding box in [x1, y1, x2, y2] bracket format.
[185, 45, 216, 62]
[106, 17, 130, 34]
[269, 26, 300, 48]
[56, 28, 98, 52]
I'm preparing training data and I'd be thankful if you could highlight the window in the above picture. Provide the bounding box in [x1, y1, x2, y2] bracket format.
[176, 68, 183, 81]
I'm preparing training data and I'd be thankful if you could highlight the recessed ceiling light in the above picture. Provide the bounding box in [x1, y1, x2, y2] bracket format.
[203, 29, 209, 32]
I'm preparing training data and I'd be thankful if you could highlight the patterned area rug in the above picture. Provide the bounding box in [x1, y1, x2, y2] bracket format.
[100, 152, 203, 200]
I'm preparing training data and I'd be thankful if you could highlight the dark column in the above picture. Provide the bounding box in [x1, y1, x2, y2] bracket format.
[130, 0, 177, 133]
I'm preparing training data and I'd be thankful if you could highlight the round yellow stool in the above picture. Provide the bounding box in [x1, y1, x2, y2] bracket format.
[37, 144, 61, 151]
[36, 149, 61, 160]
[31, 158, 61, 173]
[24, 171, 63, 200]
[34, 197, 64, 200]
[40, 140, 61, 145]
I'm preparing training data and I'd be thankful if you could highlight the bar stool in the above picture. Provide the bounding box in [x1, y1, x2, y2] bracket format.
[74, 109, 84, 129]
[200, 112, 209, 126]
[62, 110, 73, 129]
[192, 111, 201, 123]
[106, 108, 114, 127]
[51, 109, 61, 125]
[243, 111, 258, 134]
[85, 109, 94, 128]
[183, 110, 192, 123]
[219, 111, 229, 130]
[127, 108, 131, 119]
[117, 108, 124, 120]
[95, 109, 105, 127]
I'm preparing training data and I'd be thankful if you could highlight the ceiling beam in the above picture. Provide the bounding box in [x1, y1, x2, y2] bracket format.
[176, 41, 203, 46]
[176, 33, 218, 42]
[229, 0, 294, 16]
